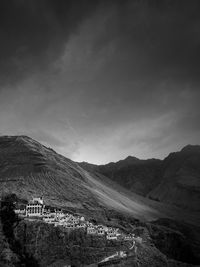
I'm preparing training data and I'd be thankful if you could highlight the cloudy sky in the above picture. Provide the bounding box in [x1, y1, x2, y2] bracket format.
[0, 0, 200, 164]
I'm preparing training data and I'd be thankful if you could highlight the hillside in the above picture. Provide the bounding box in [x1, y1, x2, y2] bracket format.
[79, 145, 200, 211]
[0, 136, 200, 266]
[0, 136, 199, 226]
[148, 145, 200, 210]
[0, 135, 165, 222]
[80, 157, 162, 196]
[0, 135, 99, 212]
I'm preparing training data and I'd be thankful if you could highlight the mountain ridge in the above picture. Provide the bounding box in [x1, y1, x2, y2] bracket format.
[0, 135, 199, 227]
[79, 144, 200, 211]
[0, 135, 165, 222]
[1, 135, 200, 267]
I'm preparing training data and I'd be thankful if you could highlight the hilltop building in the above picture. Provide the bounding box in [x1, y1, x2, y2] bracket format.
[14, 196, 139, 246]
[26, 197, 45, 217]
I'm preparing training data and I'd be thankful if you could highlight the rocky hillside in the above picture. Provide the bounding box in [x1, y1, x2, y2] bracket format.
[0, 136, 200, 266]
[0, 135, 166, 222]
[80, 145, 200, 211]
[0, 136, 199, 225]
[0, 135, 99, 212]
[148, 145, 200, 210]
[80, 157, 162, 196]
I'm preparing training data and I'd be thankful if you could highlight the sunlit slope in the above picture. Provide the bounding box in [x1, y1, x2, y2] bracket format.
[80, 157, 162, 196]
[80, 145, 200, 211]
[0, 136, 162, 221]
[83, 170, 160, 221]
[82, 170, 200, 226]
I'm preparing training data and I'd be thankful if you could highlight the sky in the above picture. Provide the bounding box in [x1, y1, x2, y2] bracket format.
[0, 0, 200, 164]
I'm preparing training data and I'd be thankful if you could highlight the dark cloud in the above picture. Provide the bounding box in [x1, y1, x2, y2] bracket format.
[0, 0, 199, 163]
[1, 0, 200, 85]
[90, 0, 200, 84]
[0, 0, 104, 86]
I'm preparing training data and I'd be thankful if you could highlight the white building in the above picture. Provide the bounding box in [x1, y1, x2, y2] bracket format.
[26, 197, 45, 217]
[76, 223, 86, 229]
[87, 225, 97, 235]
[55, 210, 66, 219]
[124, 235, 133, 241]
[106, 228, 119, 240]
[106, 232, 118, 240]
[43, 215, 56, 224]
[97, 225, 107, 236]
[14, 208, 26, 215]
[69, 216, 79, 224]
[32, 197, 44, 205]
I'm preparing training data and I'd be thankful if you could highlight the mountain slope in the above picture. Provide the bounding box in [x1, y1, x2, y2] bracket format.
[80, 157, 162, 196]
[0, 136, 199, 226]
[0, 135, 165, 222]
[1, 136, 200, 266]
[148, 145, 200, 210]
[0, 135, 99, 210]
[79, 145, 200, 211]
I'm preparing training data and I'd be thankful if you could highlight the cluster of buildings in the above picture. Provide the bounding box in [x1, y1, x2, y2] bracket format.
[14, 197, 136, 241]
[15, 197, 45, 217]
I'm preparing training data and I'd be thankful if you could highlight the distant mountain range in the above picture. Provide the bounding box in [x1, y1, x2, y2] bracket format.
[79, 145, 200, 211]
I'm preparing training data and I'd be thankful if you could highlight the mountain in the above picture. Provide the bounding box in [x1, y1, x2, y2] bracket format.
[80, 157, 162, 196]
[0, 135, 98, 211]
[148, 145, 200, 210]
[0, 136, 200, 266]
[79, 145, 200, 211]
[0, 135, 165, 222]
[0, 136, 199, 226]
